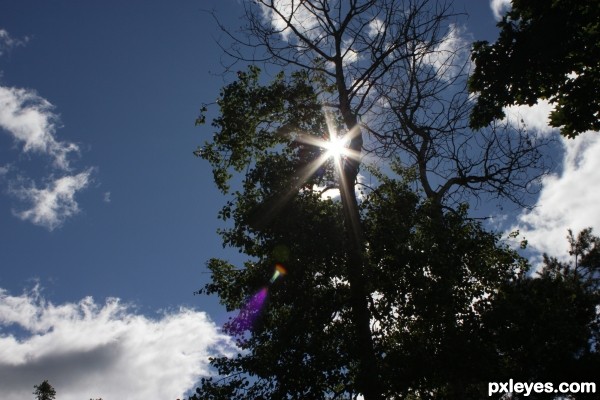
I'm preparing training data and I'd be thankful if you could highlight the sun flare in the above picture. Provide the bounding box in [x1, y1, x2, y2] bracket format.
[323, 134, 348, 160]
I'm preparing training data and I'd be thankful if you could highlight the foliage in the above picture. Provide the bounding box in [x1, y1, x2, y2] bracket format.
[33, 380, 56, 400]
[481, 229, 600, 398]
[469, 0, 600, 137]
[191, 153, 530, 398]
[194, 68, 358, 399]
[358, 174, 530, 399]
[195, 66, 329, 195]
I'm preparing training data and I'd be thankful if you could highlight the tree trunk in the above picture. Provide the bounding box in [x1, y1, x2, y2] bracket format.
[335, 95, 383, 399]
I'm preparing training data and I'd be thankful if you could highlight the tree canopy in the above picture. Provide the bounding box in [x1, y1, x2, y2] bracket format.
[469, 0, 600, 137]
[192, 65, 599, 398]
[193, 118, 531, 397]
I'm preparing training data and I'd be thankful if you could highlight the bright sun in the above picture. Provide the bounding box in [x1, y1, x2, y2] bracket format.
[323, 135, 348, 160]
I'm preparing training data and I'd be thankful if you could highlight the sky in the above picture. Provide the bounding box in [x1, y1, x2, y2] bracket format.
[0, 1, 599, 399]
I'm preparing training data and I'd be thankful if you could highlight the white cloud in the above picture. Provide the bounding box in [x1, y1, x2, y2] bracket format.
[490, 0, 512, 20]
[500, 92, 598, 266]
[0, 85, 79, 170]
[503, 99, 556, 136]
[10, 170, 92, 231]
[0, 164, 10, 177]
[317, 172, 367, 201]
[511, 132, 600, 263]
[341, 38, 359, 65]
[103, 191, 111, 203]
[0, 286, 234, 400]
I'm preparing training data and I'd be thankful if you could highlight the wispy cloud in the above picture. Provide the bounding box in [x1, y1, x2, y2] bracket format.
[0, 286, 235, 400]
[1, 27, 94, 229]
[0, 29, 28, 56]
[367, 18, 385, 39]
[0, 86, 79, 170]
[0, 164, 10, 177]
[503, 99, 556, 137]
[490, 0, 512, 20]
[10, 170, 92, 231]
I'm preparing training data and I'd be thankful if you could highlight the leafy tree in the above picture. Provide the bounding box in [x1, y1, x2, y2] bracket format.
[191, 1, 555, 398]
[468, 0, 600, 137]
[33, 380, 56, 400]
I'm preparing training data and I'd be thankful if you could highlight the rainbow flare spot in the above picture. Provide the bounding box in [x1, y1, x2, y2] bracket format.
[270, 263, 287, 283]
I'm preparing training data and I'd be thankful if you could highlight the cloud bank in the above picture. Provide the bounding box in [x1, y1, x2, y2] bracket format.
[511, 131, 600, 262]
[0, 286, 234, 400]
[0, 28, 91, 230]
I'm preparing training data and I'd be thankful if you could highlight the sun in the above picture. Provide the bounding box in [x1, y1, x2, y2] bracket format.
[322, 133, 348, 161]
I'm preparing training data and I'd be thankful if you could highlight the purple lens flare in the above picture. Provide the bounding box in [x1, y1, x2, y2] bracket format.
[227, 264, 288, 334]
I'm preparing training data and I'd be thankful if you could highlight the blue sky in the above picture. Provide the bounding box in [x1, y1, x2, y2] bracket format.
[1, 1, 599, 399]
[0, 1, 234, 313]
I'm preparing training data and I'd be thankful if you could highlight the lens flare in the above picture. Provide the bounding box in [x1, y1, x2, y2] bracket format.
[247, 287, 268, 311]
[230, 264, 289, 332]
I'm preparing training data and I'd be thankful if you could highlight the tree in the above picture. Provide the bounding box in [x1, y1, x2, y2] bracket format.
[33, 380, 56, 400]
[468, 0, 600, 138]
[193, 1, 551, 398]
[194, 67, 369, 398]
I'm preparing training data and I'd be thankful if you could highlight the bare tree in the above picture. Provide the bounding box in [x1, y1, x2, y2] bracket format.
[362, 23, 548, 209]
[214, 0, 548, 206]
